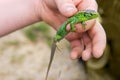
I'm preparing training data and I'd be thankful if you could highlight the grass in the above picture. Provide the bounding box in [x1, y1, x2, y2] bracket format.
[23, 22, 52, 46]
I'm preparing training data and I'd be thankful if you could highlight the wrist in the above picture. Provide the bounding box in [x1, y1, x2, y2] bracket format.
[34, 0, 54, 22]
[29, 0, 42, 21]
[32, 0, 44, 21]
[28, 0, 41, 21]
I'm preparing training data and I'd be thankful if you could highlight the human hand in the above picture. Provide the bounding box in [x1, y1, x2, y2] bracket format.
[38, 0, 106, 61]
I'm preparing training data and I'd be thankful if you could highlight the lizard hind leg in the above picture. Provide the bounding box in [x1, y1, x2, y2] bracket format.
[56, 43, 62, 53]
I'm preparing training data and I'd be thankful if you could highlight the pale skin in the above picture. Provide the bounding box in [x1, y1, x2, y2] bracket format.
[0, 0, 106, 61]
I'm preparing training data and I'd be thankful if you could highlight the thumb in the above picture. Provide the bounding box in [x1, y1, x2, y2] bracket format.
[55, 0, 77, 17]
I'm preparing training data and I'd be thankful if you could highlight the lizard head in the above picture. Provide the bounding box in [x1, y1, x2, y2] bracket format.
[83, 10, 99, 20]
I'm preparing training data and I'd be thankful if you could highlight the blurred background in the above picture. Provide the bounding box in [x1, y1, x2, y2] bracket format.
[0, 0, 120, 80]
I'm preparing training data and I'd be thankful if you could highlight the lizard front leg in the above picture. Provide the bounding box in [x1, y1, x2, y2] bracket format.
[81, 21, 87, 29]
[70, 21, 76, 32]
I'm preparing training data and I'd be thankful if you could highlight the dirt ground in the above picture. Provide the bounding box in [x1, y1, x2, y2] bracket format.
[0, 30, 86, 80]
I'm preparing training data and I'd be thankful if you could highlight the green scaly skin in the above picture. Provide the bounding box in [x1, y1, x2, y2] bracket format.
[55, 10, 99, 41]
[45, 10, 99, 80]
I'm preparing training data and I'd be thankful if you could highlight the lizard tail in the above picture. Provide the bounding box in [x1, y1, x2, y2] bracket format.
[45, 40, 57, 80]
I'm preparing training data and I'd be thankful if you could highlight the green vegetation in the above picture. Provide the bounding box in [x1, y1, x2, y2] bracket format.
[23, 22, 52, 46]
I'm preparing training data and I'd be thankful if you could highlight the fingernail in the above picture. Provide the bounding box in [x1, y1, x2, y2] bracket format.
[62, 4, 77, 14]
[65, 6, 76, 12]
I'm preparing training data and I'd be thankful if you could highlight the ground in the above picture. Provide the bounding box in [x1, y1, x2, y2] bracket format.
[0, 26, 86, 80]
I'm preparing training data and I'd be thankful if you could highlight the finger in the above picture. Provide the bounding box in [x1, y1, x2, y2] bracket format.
[73, 0, 97, 32]
[55, 0, 78, 17]
[74, 19, 96, 33]
[72, 0, 82, 6]
[82, 33, 92, 61]
[70, 39, 84, 59]
[65, 32, 82, 41]
[77, 0, 98, 11]
[88, 21, 106, 58]
[66, 19, 96, 33]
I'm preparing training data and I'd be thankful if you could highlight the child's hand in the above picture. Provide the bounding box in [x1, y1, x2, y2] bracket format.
[38, 0, 106, 60]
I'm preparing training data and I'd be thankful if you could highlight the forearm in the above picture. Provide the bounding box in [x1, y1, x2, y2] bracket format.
[0, 0, 41, 36]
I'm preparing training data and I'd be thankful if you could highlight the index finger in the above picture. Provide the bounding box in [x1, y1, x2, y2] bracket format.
[77, 0, 98, 11]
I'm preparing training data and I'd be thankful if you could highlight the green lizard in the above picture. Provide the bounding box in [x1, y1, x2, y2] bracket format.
[45, 10, 99, 80]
